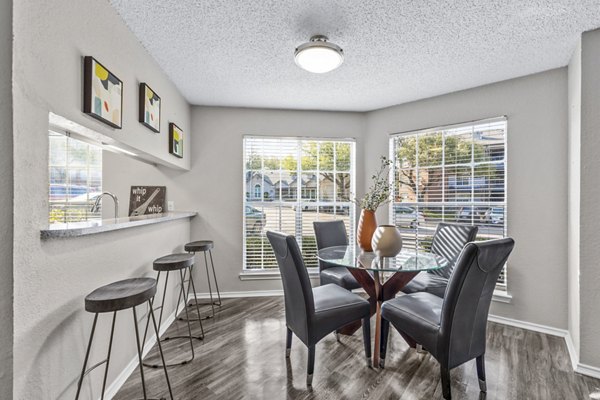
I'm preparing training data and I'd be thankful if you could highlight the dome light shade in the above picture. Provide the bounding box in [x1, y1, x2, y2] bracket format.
[294, 35, 344, 73]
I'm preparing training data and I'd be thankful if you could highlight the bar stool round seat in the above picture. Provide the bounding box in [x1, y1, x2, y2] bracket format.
[184, 240, 214, 252]
[153, 253, 194, 271]
[85, 278, 157, 313]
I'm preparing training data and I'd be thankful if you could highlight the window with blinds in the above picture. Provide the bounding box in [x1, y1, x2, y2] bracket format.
[389, 117, 508, 289]
[49, 131, 102, 224]
[243, 137, 356, 270]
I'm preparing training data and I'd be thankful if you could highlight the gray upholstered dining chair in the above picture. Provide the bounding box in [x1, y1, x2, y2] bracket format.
[266, 231, 371, 386]
[402, 223, 478, 298]
[313, 220, 361, 290]
[379, 237, 515, 400]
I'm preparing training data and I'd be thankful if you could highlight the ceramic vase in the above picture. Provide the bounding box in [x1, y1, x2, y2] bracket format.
[371, 224, 403, 257]
[357, 209, 377, 252]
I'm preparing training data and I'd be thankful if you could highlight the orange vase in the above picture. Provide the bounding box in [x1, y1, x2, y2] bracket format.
[357, 209, 377, 252]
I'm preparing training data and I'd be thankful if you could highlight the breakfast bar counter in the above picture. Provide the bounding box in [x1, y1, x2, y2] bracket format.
[40, 211, 197, 239]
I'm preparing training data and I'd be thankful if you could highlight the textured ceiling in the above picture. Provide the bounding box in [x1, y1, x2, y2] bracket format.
[110, 0, 600, 111]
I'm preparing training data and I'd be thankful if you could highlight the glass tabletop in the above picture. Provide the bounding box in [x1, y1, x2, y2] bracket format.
[317, 245, 449, 273]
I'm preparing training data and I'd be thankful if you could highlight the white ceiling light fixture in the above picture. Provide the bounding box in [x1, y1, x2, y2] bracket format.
[294, 35, 344, 74]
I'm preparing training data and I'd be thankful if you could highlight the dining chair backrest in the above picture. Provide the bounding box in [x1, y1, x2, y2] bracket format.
[439, 237, 514, 369]
[266, 231, 315, 336]
[429, 223, 479, 279]
[313, 220, 348, 272]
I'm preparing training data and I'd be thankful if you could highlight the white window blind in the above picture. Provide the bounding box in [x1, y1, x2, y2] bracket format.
[243, 137, 356, 270]
[389, 117, 508, 289]
[49, 131, 102, 224]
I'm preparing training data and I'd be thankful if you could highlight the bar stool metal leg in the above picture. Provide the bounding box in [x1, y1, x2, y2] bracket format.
[203, 251, 216, 318]
[100, 312, 117, 400]
[177, 264, 212, 321]
[132, 306, 149, 400]
[141, 272, 170, 349]
[148, 299, 174, 400]
[208, 250, 222, 307]
[75, 313, 99, 400]
[184, 267, 206, 337]
[173, 267, 206, 333]
[144, 267, 202, 368]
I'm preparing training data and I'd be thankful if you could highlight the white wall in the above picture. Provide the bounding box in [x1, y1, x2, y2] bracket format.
[11, 0, 193, 398]
[183, 107, 366, 293]
[365, 69, 569, 329]
[578, 28, 600, 368]
[0, 0, 14, 398]
[567, 39, 582, 360]
[13, 0, 191, 170]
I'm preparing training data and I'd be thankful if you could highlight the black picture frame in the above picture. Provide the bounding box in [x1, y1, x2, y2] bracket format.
[139, 83, 161, 133]
[83, 56, 123, 129]
[169, 123, 184, 158]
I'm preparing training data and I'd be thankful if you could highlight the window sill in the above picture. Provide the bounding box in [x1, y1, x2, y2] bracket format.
[239, 270, 319, 281]
[492, 290, 512, 303]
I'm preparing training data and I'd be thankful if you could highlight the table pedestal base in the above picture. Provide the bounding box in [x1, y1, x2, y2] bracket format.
[338, 268, 418, 368]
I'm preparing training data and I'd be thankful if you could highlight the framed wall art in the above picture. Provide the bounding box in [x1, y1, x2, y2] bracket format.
[83, 56, 123, 129]
[169, 123, 183, 158]
[139, 83, 161, 133]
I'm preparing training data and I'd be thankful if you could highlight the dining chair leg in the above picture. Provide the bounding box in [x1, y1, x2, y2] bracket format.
[379, 318, 390, 369]
[307, 345, 315, 386]
[441, 365, 452, 400]
[476, 354, 487, 392]
[362, 316, 371, 367]
[285, 327, 292, 358]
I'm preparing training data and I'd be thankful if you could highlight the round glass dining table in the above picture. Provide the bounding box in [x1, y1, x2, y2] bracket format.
[317, 245, 449, 368]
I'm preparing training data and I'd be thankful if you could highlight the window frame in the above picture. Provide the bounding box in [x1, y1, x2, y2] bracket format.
[48, 128, 103, 225]
[242, 135, 357, 274]
[388, 116, 508, 291]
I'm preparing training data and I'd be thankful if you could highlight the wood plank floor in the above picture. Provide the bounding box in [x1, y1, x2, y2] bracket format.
[114, 297, 600, 400]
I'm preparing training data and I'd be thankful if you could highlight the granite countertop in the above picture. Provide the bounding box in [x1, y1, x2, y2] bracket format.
[40, 211, 197, 239]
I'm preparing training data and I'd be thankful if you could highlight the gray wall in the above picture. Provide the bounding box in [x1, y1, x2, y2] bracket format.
[568, 39, 582, 358]
[364, 69, 569, 329]
[11, 0, 193, 398]
[579, 28, 600, 368]
[184, 107, 366, 293]
[0, 0, 13, 398]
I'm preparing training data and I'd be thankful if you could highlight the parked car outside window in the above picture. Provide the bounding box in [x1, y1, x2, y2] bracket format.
[245, 205, 266, 235]
[393, 206, 425, 228]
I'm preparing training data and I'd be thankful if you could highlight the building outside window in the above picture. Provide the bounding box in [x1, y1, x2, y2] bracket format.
[243, 136, 356, 271]
[49, 130, 102, 224]
[389, 117, 508, 289]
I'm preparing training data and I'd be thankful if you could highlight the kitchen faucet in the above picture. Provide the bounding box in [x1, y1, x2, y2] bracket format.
[91, 192, 119, 219]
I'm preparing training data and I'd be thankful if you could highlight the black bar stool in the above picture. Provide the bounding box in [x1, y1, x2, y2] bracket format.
[75, 278, 172, 400]
[181, 240, 222, 319]
[141, 253, 204, 368]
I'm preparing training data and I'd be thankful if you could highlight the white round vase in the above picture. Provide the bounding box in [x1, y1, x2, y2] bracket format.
[371, 225, 403, 257]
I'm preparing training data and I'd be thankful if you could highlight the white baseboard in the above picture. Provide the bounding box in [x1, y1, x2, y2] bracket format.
[483, 314, 600, 380]
[563, 333, 600, 380]
[487, 314, 569, 337]
[193, 289, 284, 299]
[564, 332, 579, 370]
[575, 362, 600, 380]
[101, 310, 176, 400]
